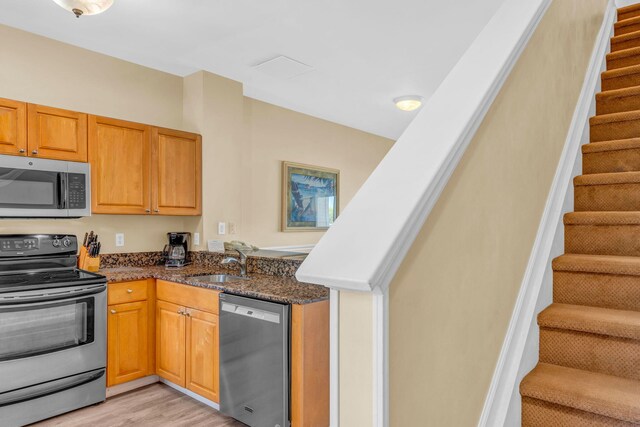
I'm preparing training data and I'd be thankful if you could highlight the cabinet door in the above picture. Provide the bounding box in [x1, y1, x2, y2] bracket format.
[186, 309, 219, 402]
[107, 301, 149, 386]
[0, 98, 26, 156]
[27, 104, 87, 162]
[89, 116, 152, 214]
[151, 127, 202, 216]
[156, 300, 186, 387]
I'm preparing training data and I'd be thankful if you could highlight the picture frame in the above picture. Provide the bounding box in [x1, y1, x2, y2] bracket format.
[281, 161, 340, 232]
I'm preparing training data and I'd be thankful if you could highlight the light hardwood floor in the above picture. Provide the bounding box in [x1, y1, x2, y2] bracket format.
[30, 384, 245, 427]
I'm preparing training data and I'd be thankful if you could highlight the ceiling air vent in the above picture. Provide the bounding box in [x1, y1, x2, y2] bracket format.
[253, 55, 314, 79]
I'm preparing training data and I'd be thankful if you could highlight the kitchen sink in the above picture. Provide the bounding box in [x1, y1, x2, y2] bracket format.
[189, 274, 249, 283]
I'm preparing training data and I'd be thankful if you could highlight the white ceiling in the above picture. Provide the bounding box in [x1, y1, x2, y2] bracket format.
[0, 0, 507, 139]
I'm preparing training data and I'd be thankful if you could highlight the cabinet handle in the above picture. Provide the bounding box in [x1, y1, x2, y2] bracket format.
[185, 309, 192, 317]
[126, 289, 133, 294]
[110, 309, 117, 314]
[145, 209, 151, 213]
[18, 149, 25, 153]
[178, 309, 185, 315]
[154, 209, 159, 213]
[31, 150, 38, 155]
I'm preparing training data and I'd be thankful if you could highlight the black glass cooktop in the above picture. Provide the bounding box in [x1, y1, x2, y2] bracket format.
[0, 269, 105, 294]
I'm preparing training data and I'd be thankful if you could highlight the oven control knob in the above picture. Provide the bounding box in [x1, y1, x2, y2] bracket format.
[52, 239, 61, 247]
[62, 238, 71, 247]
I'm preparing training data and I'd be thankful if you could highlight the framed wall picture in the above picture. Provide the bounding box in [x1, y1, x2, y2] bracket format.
[282, 161, 340, 231]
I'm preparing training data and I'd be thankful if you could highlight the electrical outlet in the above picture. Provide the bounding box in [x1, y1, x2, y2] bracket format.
[194, 232, 200, 246]
[115, 233, 125, 247]
[218, 222, 226, 235]
[229, 222, 237, 234]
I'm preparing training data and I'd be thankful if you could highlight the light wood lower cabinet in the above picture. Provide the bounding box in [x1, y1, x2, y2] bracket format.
[107, 280, 155, 387]
[186, 308, 219, 402]
[108, 279, 328, 421]
[156, 280, 220, 402]
[107, 301, 149, 386]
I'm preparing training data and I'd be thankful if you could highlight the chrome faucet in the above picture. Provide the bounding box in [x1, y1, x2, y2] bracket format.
[221, 249, 248, 277]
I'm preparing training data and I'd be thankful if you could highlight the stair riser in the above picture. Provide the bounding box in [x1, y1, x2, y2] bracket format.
[522, 397, 638, 427]
[590, 118, 640, 142]
[540, 328, 640, 381]
[583, 147, 640, 174]
[575, 183, 640, 211]
[612, 37, 640, 52]
[596, 94, 640, 115]
[565, 224, 640, 256]
[616, 22, 640, 36]
[601, 72, 640, 91]
[553, 271, 640, 311]
[607, 53, 640, 70]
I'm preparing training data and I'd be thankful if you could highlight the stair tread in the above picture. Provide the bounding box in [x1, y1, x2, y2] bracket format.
[616, 15, 640, 30]
[596, 84, 640, 101]
[590, 109, 640, 125]
[582, 137, 640, 153]
[539, 303, 640, 340]
[520, 363, 640, 423]
[564, 211, 640, 225]
[611, 28, 640, 44]
[602, 62, 640, 78]
[574, 171, 640, 186]
[553, 253, 640, 276]
[607, 45, 640, 60]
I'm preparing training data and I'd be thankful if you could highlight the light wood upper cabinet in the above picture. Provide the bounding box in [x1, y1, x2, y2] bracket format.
[0, 98, 26, 156]
[89, 116, 151, 214]
[186, 308, 219, 402]
[156, 299, 187, 387]
[27, 104, 87, 162]
[107, 300, 149, 386]
[152, 127, 202, 216]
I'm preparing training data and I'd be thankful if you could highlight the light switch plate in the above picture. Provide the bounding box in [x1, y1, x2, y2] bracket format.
[115, 233, 125, 247]
[194, 232, 200, 245]
[218, 222, 226, 235]
[229, 222, 237, 234]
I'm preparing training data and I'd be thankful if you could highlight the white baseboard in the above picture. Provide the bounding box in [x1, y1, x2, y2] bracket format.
[159, 378, 220, 410]
[477, 2, 616, 426]
[106, 375, 159, 398]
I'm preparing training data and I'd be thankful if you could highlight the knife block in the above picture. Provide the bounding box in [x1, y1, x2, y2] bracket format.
[78, 247, 100, 272]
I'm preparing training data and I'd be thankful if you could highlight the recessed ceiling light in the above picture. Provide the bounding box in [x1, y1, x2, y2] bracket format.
[52, 0, 114, 18]
[393, 95, 423, 112]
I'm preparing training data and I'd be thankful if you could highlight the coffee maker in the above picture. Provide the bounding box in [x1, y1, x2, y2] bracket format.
[163, 232, 191, 268]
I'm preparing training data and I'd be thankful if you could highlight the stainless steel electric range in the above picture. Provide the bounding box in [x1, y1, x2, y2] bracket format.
[0, 234, 107, 427]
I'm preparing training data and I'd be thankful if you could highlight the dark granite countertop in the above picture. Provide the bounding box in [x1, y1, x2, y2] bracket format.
[99, 264, 328, 305]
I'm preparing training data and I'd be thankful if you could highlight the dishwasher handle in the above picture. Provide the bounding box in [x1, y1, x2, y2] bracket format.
[221, 301, 282, 324]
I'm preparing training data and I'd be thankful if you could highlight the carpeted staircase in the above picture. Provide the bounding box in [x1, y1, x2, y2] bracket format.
[519, 3, 640, 426]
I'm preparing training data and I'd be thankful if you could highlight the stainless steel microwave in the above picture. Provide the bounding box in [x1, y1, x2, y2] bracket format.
[0, 155, 90, 217]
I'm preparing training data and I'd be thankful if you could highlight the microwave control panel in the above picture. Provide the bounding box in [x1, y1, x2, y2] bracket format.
[68, 173, 87, 209]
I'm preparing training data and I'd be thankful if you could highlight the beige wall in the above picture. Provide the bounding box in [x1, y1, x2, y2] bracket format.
[387, 0, 607, 425]
[182, 71, 394, 248]
[338, 291, 374, 426]
[0, 25, 393, 253]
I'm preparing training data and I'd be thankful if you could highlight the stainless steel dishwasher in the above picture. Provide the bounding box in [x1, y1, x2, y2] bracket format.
[219, 293, 290, 427]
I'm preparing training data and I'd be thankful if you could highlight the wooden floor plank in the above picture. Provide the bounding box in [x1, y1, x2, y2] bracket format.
[29, 383, 245, 427]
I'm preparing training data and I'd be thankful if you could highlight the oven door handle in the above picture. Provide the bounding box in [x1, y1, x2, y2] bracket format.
[0, 368, 105, 407]
[0, 283, 106, 306]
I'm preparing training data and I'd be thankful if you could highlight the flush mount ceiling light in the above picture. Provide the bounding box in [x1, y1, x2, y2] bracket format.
[393, 95, 423, 112]
[52, 0, 114, 18]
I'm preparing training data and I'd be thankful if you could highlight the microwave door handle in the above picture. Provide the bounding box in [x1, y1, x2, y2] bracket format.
[58, 172, 67, 209]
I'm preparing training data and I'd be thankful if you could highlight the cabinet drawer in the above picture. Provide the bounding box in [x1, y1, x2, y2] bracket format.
[157, 280, 219, 315]
[108, 280, 148, 305]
